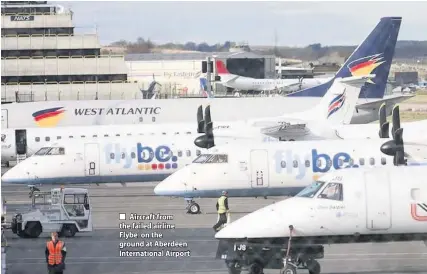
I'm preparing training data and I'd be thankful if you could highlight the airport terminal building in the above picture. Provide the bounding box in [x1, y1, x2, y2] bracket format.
[1, 1, 140, 103]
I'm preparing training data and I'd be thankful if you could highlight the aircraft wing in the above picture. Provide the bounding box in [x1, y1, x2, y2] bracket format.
[356, 94, 415, 110]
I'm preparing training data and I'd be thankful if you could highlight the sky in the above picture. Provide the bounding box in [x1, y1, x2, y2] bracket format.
[58, 1, 427, 47]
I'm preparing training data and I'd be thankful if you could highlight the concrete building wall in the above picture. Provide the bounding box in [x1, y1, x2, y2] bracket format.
[1, 82, 141, 102]
[2, 34, 100, 50]
[2, 55, 129, 76]
[1, 13, 73, 29]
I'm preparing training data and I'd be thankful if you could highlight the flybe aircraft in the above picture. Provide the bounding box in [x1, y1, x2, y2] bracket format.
[0, 74, 372, 166]
[1, 17, 409, 129]
[214, 165, 427, 274]
[154, 115, 427, 213]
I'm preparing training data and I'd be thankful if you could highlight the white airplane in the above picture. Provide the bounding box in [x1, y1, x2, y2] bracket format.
[214, 165, 427, 274]
[154, 109, 427, 213]
[215, 60, 330, 93]
[0, 74, 374, 166]
[0, 17, 411, 129]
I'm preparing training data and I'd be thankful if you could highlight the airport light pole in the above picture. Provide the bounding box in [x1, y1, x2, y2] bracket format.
[206, 56, 212, 95]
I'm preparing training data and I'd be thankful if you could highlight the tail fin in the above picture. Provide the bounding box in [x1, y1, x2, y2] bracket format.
[200, 78, 214, 98]
[288, 75, 375, 125]
[216, 60, 230, 75]
[287, 17, 401, 99]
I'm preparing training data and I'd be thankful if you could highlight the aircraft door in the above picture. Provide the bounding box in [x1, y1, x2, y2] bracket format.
[364, 170, 391, 230]
[15, 129, 27, 155]
[84, 143, 100, 176]
[1, 109, 8, 128]
[250, 149, 269, 188]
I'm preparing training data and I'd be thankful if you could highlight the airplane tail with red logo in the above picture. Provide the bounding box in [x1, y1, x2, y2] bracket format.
[215, 60, 240, 84]
[287, 17, 402, 99]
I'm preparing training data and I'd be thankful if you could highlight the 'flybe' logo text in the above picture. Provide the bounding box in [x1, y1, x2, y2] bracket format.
[274, 149, 359, 180]
[104, 143, 178, 170]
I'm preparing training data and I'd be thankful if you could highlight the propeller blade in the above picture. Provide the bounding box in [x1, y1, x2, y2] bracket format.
[197, 105, 205, 133]
[206, 122, 215, 148]
[391, 105, 400, 139]
[378, 103, 389, 138]
[204, 105, 212, 125]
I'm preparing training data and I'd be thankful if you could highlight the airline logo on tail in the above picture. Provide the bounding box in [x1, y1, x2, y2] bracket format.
[347, 53, 385, 83]
[327, 91, 346, 118]
[32, 107, 65, 127]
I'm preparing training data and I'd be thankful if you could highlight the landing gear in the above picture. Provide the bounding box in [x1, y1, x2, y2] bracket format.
[185, 199, 201, 214]
[281, 225, 321, 274]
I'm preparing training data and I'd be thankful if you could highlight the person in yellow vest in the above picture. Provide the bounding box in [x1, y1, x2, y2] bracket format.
[45, 232, 67, 274]
[213, 191, 229, 232]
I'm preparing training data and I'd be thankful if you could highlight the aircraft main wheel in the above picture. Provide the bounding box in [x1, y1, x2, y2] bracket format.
[61, 224, 77, 237]
[248, 262, 263, 274]
[281, 264, 297, 274]
[188, 202, 200, 214]
[225, 260, 241, 274]
[307, 258, 321, 274]
[25, 221, 42, 238]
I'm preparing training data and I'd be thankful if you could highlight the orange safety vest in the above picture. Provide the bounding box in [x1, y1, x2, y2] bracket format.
[47, 240, 63, 265]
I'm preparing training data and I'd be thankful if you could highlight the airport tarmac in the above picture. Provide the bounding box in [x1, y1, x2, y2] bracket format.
[2, 182, 427, 274]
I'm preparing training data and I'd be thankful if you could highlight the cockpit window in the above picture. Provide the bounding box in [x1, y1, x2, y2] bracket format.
[34, 147, 51, 156]
[47, 147, 65, 155]
[318, 182, 343, 201]
[295, 181, 325, 198]
[192, 154, 228, 164]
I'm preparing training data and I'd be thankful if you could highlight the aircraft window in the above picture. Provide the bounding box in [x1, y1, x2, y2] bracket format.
[69, 136, 73, 138]
[162, 132, 166, 135]
[305, 160, 310, 167]
[110, 153, 115, 159]
[175, 132, 179, 135]
[104, 134, 109, 137]
[45, 136, 50, 141]
[178, 151, 183, 157]
[57, 136, 61, 140]
[139, 133, 143, 136]
[186, 150, 191, 157]
[327, 159, 332, 168]
[47, 147, 65, 155]
[293, 160, 298, 168]
[139, 117, 143, 122]
[81, 135, 85, 138]
[381, 157, 386, 165]
[349, 158, 354, 166]
[186, 132, 191, 135]
[35, 137, 40, 142]
[206, 154, 228, 163]
[116, 134, 120, 137]
[131, 152, 136, 159]
[338, 158, 343, 167]
[193, 154, 211, 163]
[196, 150, 201, 156]
[369, 158, 375, 165]
[121, 152, 125, 159]
[93, 135, 97, 138]
[281, 161, 286, 168]
[152, 117, 156, 122]
[296, 181, 325, 198]
[318, 183, 343, 201]
[127, 133, 132, 136]
[35, 147, 51, 156]
[359, 158, 365, 166]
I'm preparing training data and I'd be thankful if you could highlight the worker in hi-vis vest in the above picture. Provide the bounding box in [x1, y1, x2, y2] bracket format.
[45, 232, 67, 274]
[213, 191, 229, 232]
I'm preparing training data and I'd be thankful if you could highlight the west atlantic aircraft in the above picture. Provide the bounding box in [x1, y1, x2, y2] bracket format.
[214, 165, 427, 274]
[1, 17, 410, 129]
[0, 74, 374, 166]
[154, 109, 427, 213]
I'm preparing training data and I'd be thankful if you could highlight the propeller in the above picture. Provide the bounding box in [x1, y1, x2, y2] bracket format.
[194, 105, 215, 149]
[378, 103, 389, 138]
[380, 105, 406, 166]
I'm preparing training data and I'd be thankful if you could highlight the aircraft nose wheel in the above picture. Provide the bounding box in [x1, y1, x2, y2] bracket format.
[186, 202, 200, 214]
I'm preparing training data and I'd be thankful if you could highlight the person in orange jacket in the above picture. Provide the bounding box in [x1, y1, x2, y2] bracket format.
[45, 232, 67, 274]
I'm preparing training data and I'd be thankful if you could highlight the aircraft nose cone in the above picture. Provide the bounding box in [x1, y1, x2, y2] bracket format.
[1, 166, 28, 184]
[380, 140, 397, 156]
